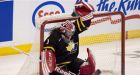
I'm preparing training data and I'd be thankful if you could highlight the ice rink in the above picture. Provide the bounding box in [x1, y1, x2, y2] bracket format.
[0, 38, 140, 75]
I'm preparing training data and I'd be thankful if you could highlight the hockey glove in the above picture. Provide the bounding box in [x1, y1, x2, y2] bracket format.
[75, 1, 95, 21]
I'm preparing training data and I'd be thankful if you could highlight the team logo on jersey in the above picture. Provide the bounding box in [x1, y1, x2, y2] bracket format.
[32, 1, 65, 29]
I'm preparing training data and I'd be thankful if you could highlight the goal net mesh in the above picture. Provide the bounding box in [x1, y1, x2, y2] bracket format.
[17, 30, 40, 75]
[18, 12, 125, 75]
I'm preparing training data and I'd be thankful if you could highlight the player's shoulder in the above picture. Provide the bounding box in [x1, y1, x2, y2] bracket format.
[49, 28, 62, 40]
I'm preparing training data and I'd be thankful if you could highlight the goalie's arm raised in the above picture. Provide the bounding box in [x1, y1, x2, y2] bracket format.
[73, 17, 91, 34]
[72, 1, 94, 34]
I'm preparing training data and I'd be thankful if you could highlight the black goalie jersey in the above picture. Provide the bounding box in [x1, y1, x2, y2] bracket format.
[44, 17, 91, 65]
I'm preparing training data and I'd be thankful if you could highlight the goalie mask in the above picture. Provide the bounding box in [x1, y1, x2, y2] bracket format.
[60, 20, 75, 43]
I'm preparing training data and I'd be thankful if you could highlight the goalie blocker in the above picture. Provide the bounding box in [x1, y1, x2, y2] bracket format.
[74, 0, 95, 21]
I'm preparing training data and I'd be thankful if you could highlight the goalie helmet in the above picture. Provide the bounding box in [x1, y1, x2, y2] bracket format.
[60, 20, 75, 43]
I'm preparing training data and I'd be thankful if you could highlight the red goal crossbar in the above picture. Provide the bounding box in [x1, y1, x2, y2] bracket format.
[40, 11, 125, 75]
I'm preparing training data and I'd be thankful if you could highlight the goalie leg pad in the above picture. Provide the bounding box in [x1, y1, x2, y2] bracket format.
[79, 48, 96, 75]
[79, 63, 95, 75]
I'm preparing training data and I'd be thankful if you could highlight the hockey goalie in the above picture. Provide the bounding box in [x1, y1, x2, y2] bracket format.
[42, 1, 101, 75]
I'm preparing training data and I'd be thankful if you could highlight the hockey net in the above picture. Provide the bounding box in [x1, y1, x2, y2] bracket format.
[18, 12, 125, 75]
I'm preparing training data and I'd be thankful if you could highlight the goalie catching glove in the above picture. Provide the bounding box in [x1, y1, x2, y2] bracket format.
[74, 1, 95, 21]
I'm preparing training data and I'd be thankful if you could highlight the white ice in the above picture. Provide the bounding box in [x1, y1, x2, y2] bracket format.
[0, 38, 140, 75]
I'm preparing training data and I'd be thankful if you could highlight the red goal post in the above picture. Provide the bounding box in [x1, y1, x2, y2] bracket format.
[40, 11, 125, 75]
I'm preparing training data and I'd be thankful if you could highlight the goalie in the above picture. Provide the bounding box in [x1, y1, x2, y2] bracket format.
[43, 1, 99, 75]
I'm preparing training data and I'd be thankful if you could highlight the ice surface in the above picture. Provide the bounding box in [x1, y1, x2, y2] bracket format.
[0, 38, 140, 75]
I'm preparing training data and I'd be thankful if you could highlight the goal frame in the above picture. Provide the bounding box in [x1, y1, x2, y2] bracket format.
[40, 11, 125, 75]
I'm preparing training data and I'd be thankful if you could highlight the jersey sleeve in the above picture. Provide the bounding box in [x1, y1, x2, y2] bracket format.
[73, 17, 91, 34]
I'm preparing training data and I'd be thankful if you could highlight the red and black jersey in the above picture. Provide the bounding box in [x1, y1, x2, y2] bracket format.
[44, 17, 91, 65]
